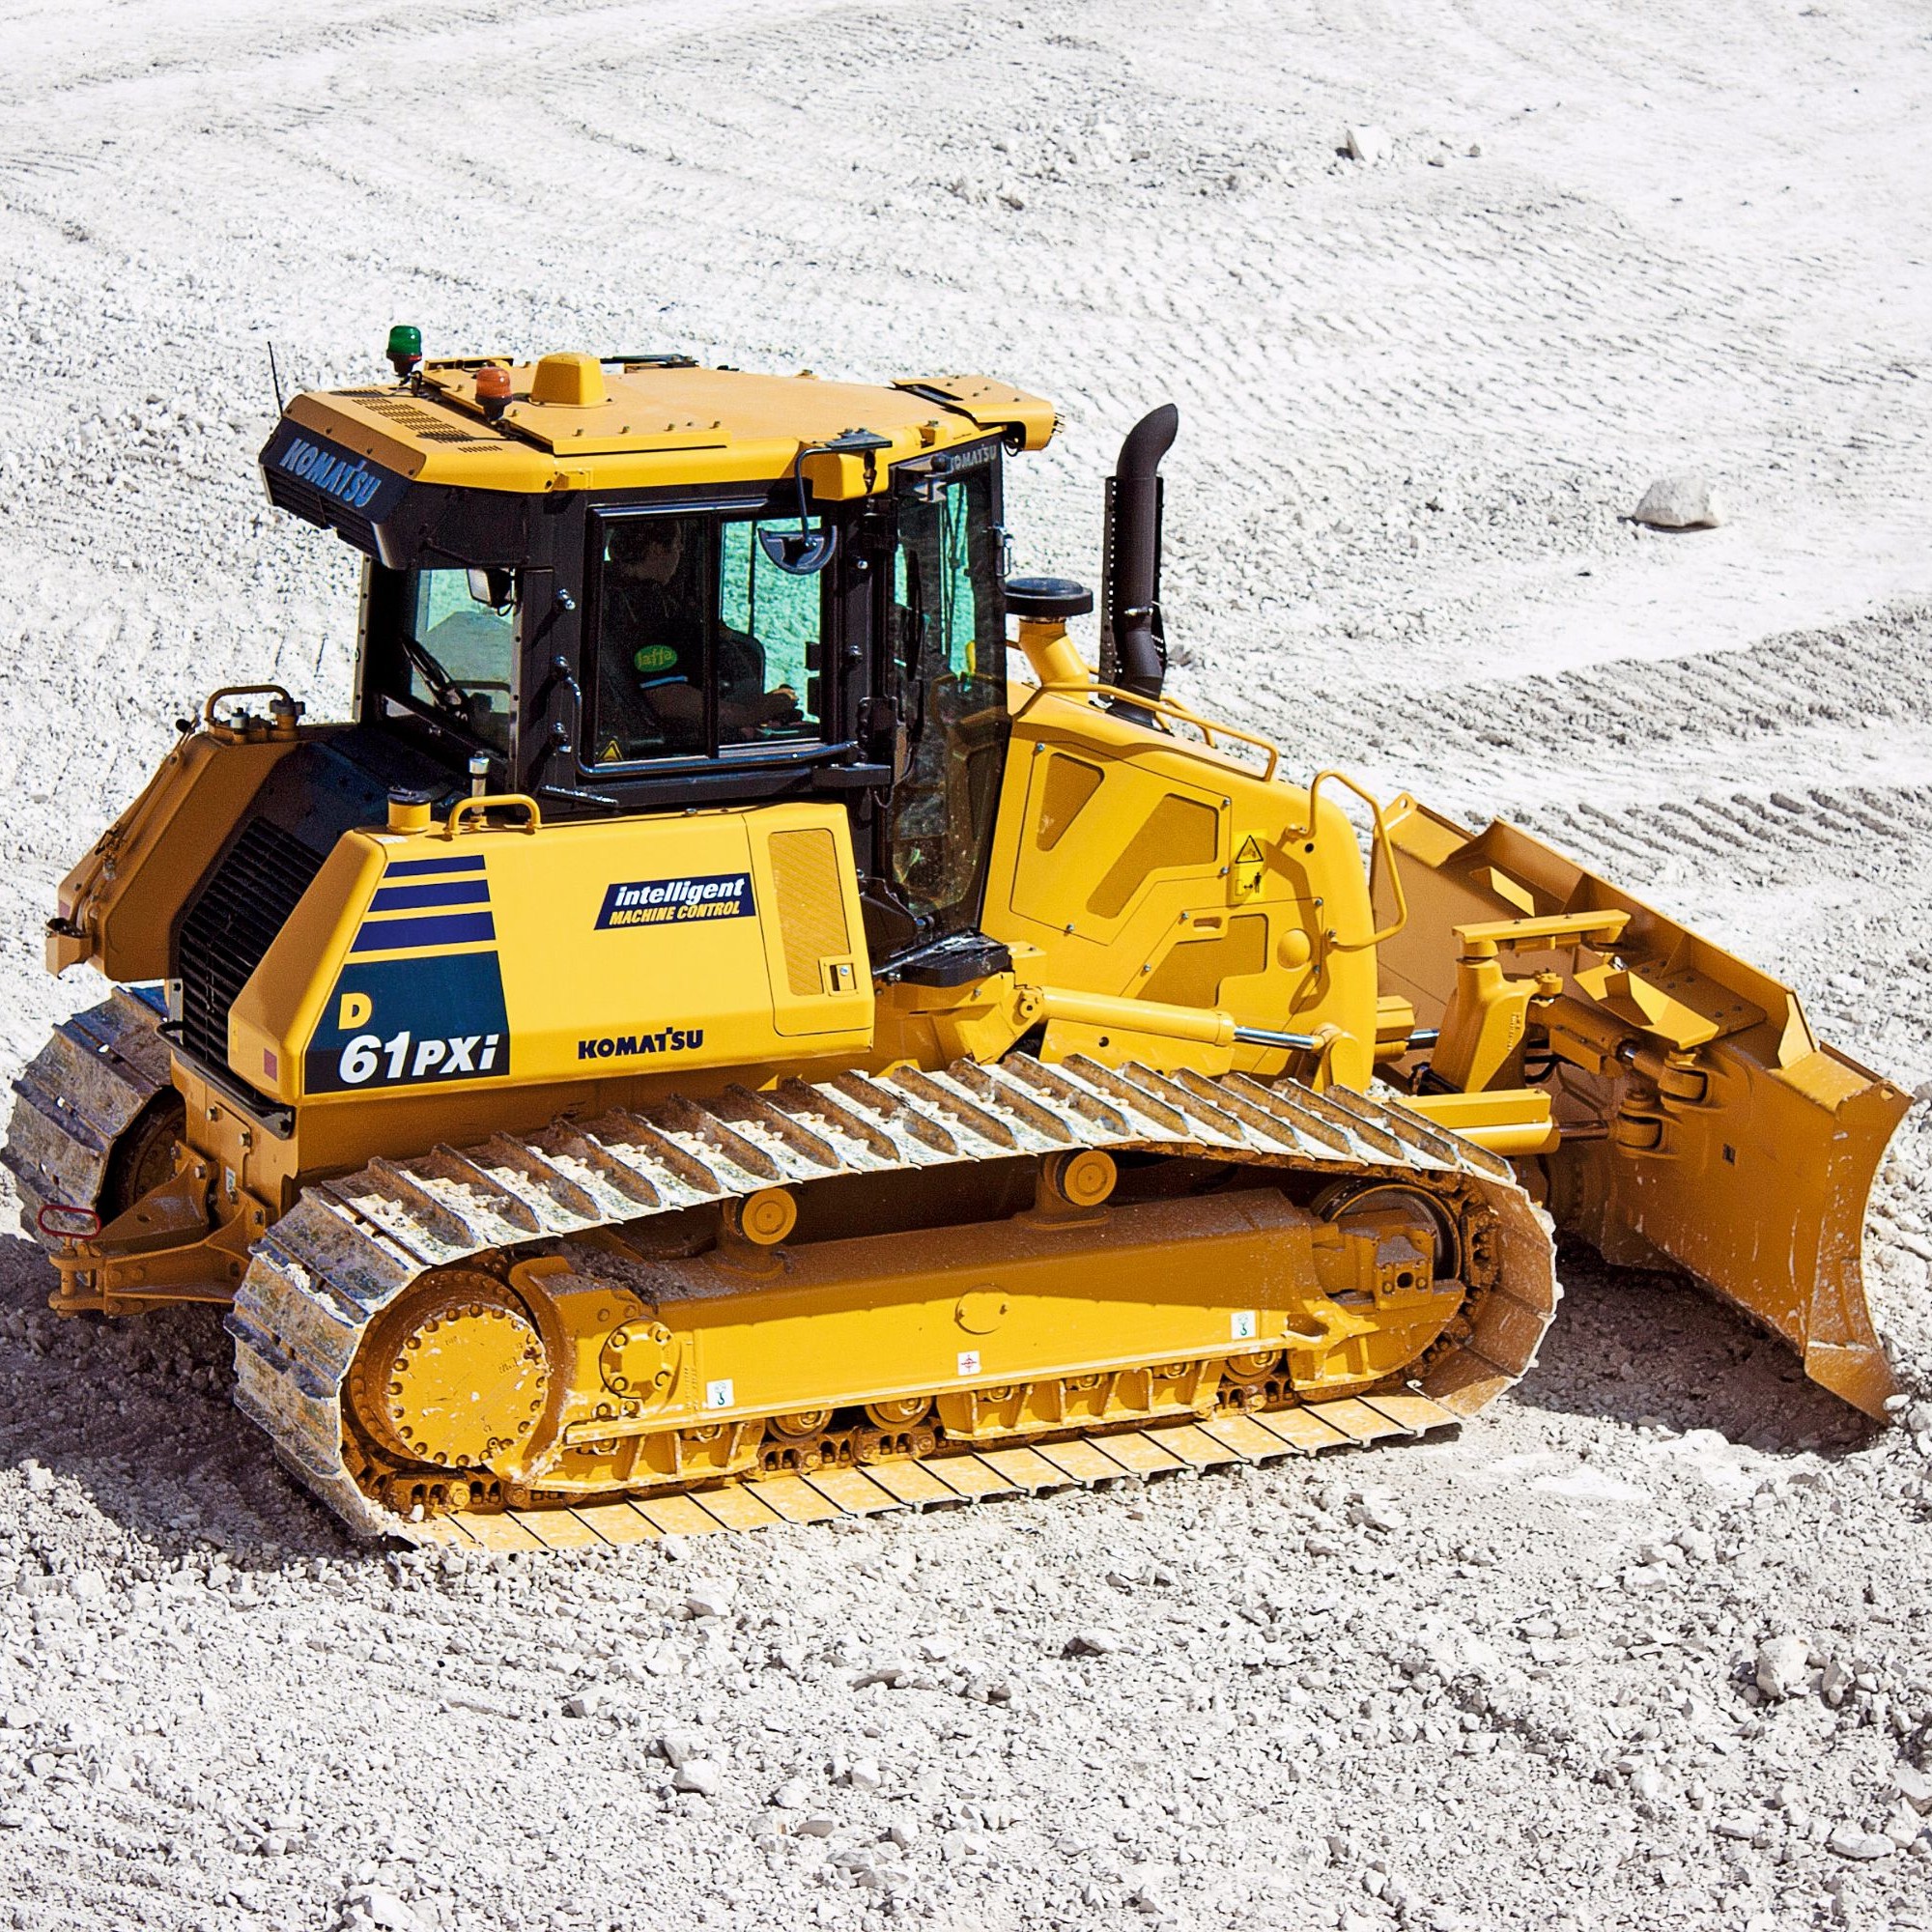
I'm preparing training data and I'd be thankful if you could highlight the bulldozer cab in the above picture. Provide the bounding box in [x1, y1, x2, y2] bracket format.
[269, 356, 1036, 978]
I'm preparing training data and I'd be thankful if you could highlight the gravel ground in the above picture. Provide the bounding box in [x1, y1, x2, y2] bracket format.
[0, 3, 1928, 1928]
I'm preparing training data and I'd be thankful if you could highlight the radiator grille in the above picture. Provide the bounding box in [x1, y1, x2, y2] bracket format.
[768, 829, 849, 998]
[178, 820, 326, 1072]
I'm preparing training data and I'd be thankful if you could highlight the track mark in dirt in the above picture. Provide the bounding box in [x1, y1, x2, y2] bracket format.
[1406, 601, 1932, 761]
[1520, 781, 1932, 889]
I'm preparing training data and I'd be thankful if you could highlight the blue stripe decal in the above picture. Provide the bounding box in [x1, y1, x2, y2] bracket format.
[350, 911, 497, 953]
[384, 854, 488, 878]
[369, 880, 492, 912]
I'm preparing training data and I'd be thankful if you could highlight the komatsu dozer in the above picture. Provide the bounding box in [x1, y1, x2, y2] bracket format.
[5, 337, 1908, 1546]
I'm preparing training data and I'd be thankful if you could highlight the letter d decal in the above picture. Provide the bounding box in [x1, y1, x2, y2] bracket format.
[339, 991, 373, 1029]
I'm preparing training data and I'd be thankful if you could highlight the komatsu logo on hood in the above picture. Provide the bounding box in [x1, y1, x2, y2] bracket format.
[577, 1027, 705, 1060]
[278, 436, 384, 510]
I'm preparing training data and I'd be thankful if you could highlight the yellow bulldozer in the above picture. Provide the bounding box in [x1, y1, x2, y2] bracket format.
[4, 333, 1907, 1548]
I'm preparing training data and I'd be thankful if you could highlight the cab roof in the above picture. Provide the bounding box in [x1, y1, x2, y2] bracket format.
[282, 354, 1056, 498]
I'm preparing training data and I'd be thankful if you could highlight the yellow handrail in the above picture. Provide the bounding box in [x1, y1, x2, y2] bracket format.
[203, 683, 296, 726]
[1301, 769, 1407, 948]
[1012, 680, 1280, 781]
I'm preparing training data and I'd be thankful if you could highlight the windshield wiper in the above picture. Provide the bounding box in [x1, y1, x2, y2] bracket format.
[400, 632, 467, 714]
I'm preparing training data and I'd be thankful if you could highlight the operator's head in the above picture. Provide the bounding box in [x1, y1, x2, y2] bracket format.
[609, 519, 685, 585]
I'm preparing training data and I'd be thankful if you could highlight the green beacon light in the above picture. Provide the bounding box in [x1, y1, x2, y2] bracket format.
[386, 323, 423, 382]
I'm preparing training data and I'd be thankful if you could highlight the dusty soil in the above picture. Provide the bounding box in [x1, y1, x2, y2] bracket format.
[0, 2, 1927, 1928]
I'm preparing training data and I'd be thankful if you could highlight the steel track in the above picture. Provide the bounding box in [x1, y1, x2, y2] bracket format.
[4, 986, 174, 1241]
[5, 997, 1560, 1545]
[224, 1051, 1558, 1543]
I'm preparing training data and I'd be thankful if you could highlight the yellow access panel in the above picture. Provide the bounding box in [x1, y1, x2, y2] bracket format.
[1005, 745, 1230, 988]
[230, 801, 871, 1104]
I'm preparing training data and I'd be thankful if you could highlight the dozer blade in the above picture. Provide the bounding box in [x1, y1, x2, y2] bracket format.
[1375, 795, 1912, 1418]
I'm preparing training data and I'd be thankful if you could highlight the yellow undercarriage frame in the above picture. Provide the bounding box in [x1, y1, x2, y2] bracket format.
[1376, 796, 1910, 1417]
[341, 1179, 1457, 1509]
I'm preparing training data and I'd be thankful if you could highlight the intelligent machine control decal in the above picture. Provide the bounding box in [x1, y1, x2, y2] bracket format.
[594, 872, 755, 930]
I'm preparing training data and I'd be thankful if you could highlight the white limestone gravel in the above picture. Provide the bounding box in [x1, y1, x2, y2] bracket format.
[0, 3, 1929, 1929]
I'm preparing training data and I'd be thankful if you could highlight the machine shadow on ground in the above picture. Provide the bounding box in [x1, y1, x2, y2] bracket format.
[0, 1226, 358, 1563]
[1511, 1247, 1874, 1455]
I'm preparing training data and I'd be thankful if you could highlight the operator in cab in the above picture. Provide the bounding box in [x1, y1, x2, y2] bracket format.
[599, 519, 802, 753]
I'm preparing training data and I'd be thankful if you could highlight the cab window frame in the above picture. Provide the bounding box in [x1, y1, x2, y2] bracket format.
[358, 557, 525, 771]
[582, 501, 839, 776]
[871, 452, 1011, 944]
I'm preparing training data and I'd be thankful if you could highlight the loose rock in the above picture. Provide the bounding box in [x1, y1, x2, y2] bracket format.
[1630, 474, 1727, 529]
[342, 1889, 423, 1932]
[1754, 1634, 1811, 1700]
[685, 1581, 734, 1620]
[1065, 1628, 1124, 1657]
[1826, 1825, 1893, 1861]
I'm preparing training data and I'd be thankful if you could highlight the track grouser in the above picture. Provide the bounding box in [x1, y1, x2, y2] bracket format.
[4, 339, 1908, 1545]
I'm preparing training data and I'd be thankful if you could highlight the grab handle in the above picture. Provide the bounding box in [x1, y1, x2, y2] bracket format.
[203, 684, 298, 729]
[442, 793, 542, 838]
[1298, 769, 1407, 949]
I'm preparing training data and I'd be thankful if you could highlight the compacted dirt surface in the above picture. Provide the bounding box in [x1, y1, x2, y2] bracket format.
[0, 3, 1929, 1928]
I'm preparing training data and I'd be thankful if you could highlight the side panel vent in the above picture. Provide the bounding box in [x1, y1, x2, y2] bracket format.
[178, 820, 327, 1073]
[768, 828, 850, 998]
[346, 395, 484, 443]
[1142, 914, 1269, 1008]
[263, 467, 380, 554]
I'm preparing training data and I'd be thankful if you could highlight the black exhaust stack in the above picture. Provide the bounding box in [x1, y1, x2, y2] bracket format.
[1099, 404, 1179, 722]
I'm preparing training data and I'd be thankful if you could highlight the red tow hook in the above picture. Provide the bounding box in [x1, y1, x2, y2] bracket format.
[37, 1202, 101, 1246]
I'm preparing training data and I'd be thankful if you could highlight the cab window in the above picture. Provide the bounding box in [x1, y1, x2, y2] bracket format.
[590, 512, 825, 764]
[397, 568, 516, 753]
[889, 468, 1008, 923]
[720, 522, 823, 743]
